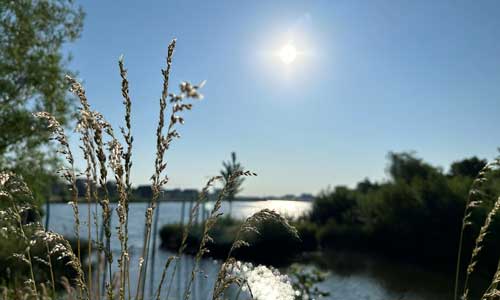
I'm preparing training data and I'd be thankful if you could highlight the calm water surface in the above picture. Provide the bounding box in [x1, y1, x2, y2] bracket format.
[44, 201, 452, 300]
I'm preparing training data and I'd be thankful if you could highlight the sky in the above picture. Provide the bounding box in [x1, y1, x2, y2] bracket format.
[66, 0, 500, 196]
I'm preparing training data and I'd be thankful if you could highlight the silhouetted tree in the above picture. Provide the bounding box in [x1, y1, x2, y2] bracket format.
[220, 152, 244, 216]
[387, 152, 437, 183]
[310, 151, 500, 272]
[356, 178, 379, 194]
[311, 186, 357, 225]
[449, 157, 487, 178]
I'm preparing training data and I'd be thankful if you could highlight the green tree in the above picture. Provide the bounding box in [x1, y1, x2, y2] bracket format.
[311, 186, 357, 225]
[449, 156, 487, 178]
[387, 151, 437, 183]
[220, 152, 244, 216]
[0, 0, 84, 202]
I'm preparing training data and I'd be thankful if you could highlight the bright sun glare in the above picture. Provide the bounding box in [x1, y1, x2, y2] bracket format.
[279, 43, 298, 64]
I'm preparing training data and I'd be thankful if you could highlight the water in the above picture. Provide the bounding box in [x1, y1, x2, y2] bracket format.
[44, 200, 452, 300]
[313, 251, 453, 300]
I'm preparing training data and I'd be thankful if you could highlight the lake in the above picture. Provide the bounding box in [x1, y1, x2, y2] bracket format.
[43, 200, 453, 300]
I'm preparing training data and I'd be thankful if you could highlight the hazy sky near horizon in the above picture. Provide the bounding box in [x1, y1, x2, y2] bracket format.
[66, 0, 500, 196]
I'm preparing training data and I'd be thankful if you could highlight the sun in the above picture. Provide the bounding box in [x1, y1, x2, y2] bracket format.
[278, 43, 298, 64]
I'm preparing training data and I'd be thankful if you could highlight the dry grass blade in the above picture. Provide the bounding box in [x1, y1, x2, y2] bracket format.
[184, 170, 257, 300]
[164, 175, 222, 299]
[137, 38, 205, 300]
[154, 256, 176, 300]
[65, 76, 117, 299]
[107, 138, 129, 300]
[75, 91, 99, 300]
[33, 112, 87, 300]
[480, 248, 500, 299]
[135, 39, 177, 300]
[212, 208, 298, 299]
[455, 159, 500, 300]
[118, 55, 134, 300]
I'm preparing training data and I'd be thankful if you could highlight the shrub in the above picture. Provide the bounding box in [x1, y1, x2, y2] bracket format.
[160, 215, 301, 266]
[310, 186, 358, 225]
[293, 221, 319, 251]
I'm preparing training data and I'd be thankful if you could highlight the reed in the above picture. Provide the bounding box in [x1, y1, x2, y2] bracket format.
[0, 172, 88, 299]
[0, 38, 305, 300]
[211, 209, 297, 300]
[454, 156, 500, 300]
[118, 55, 133, 300]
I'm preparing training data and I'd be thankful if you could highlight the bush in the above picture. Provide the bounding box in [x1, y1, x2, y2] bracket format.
[310, 152, 500, 272]
[293, 221, 319, 251]
[160, 216, 302, 265]
[310, 186, 358, 225]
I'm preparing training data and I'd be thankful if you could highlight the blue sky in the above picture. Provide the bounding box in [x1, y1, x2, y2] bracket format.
[67, 1, 500, 196]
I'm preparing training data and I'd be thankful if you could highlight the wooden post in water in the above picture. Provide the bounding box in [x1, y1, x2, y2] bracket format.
[149, 191, 163, 297]
[188, 199, 194, 226]
[180, 199, 186, 227]
[45, 197, 50, 230]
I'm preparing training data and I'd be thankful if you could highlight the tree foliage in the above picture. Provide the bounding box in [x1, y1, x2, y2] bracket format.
[220, 152, 244, 201]
[449, 156, 487, 178]
[220, 152, 245, 215]
[311, 186, 357, 225]
[311, 152, 500, 277]
[0, 0, 84, 201]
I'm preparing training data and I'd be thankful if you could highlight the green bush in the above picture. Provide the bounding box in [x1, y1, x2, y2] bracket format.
[310, 186, 358, 225]
[310, 152, 500, 272]
[293, 221, 319, 251]
[160, 216, 302, 265]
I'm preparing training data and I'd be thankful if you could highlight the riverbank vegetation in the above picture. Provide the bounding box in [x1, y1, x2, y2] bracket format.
[160, 153, 500, 271]
[307, 153, 500, 272]
[159, 151, 500, 299]
[306, 152, 500, 298]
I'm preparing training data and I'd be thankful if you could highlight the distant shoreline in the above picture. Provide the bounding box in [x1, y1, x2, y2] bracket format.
[45, 198, 313, 204]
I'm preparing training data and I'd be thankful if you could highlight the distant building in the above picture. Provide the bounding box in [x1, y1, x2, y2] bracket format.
[298, 193, 315, 201]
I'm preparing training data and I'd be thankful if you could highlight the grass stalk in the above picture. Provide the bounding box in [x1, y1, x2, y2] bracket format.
[184, 171, 256, 300]
[118, 55, 133, 300]
[454, 160, 499, 300]
[135, 39, 177, 300]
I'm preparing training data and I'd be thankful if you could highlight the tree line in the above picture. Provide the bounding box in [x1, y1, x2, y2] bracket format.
[306, 152, 500, 277]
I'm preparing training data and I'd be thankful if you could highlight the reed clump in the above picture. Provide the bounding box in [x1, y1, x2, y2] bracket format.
[0, 39, 303, 300]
